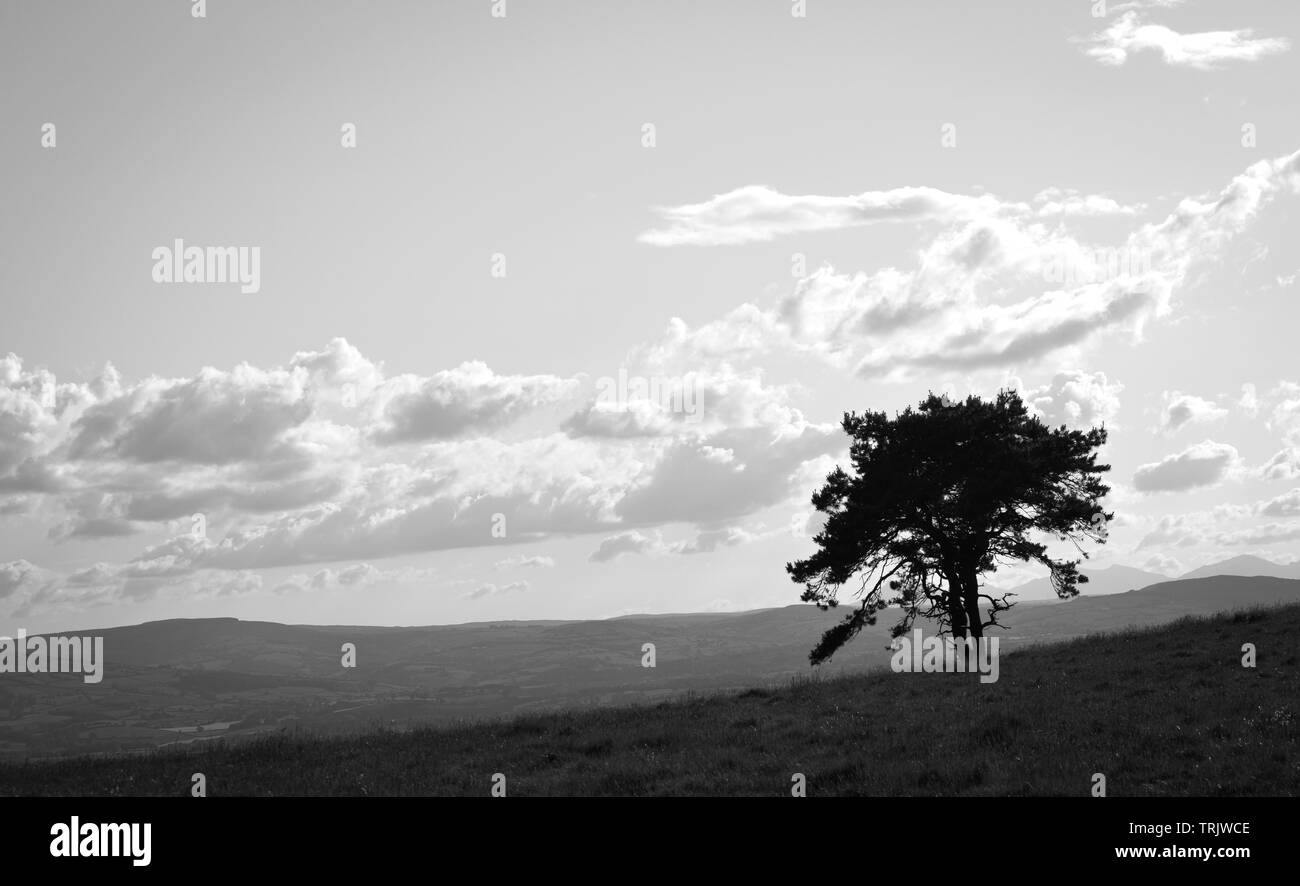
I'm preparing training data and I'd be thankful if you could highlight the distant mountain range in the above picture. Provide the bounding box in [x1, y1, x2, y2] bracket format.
[3, 572, 1300, 761]
[989, 554, 1300, 600]
[1178, 554, 1300, 581]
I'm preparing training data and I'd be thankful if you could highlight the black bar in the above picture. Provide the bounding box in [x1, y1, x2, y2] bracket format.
[2, 798, 1288, 873]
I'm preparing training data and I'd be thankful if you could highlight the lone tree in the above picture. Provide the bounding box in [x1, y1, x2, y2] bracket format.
[788, 390, 1110, 665]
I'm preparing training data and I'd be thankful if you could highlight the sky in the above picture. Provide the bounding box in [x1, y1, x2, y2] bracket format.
[2, 0, 1299, 633]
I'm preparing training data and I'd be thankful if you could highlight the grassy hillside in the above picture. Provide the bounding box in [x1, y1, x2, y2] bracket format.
[3, 601, 1297, 796]
[6, 575, 1299, 762]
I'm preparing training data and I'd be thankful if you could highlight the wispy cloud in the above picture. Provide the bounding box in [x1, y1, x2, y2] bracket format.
[463, 580, 530, 600]
[637, 185, 1014, 247]
[1079, 10, 1290, 69]
[637, 150, 1300, 382]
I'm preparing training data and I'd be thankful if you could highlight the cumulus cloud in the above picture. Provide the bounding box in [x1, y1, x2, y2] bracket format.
[1137, 513, 1204, 549]
[68, 363, 312, 465]
[1132, 440, 1239, 492]
[613, 424, 841, 527]
[372, 362, 577, 444]
[564, 367, 807, 440]
[1134, 503, 1255, 549]
[66, 401, 833, 581]
[563, 398, 683, 438]
[1079, 10, 1290, 69]
[1026, 371, 1124, 429]
[1260, 488, 1300, 518]
[0, 559, 49, 599]
[1259, 447, 1300, 481]
[1159, 390, 1227, 432]
[588, 530, 663, 563]
[1266, 381, 1300, 443]
[4, 339, 854, 610]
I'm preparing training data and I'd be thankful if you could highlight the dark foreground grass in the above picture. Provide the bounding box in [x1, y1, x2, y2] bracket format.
[3, 603, 1297, 796]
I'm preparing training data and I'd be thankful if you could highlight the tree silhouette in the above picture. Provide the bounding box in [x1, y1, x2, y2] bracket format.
[788, 390, 1110, 665]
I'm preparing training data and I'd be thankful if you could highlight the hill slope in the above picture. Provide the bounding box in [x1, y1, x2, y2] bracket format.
[4, 576, 1299, 761]
[3, 601, 1297, 796]
[987, 554, 1300, 600]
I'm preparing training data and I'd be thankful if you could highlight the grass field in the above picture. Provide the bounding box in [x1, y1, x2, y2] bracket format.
[3, 603, 1297, 796]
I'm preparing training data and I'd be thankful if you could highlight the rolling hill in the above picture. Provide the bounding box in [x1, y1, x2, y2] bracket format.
[2, 574, 1299, 761]
[3, 599, 1296, 796]
[988, 554, 1300, 600]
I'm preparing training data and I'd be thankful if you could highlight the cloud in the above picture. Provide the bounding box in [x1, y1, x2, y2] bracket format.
[635, 150, 1300, 380]
[68, 363, 313, 465]
[1134, 502, 1254, 549]
[3, 341, 847, 592]
[8, 148, 1300, 616]
[564, 367, 806, 439]
[273, 563, 439, 594]
[1033, 188, 1144, 217]
[0, 559, 49, 599]
[372, 362, 577, 444]
[1080, 10, 1290, 69]
[1159, 390, 1227, 432]
[1259, 447, 1300, 481]
[493, 554, 556, 570]
[1137, 513, 1203, 549]
[1239, 382, 1259, 417]
[854, 283, 1157, 378]
[1026, 371, 1124, 429]
[1242, 383, 1300, 481]
[6, 563, 268, 619]
[190, 570, 265, 599]
[637, 185, 1011, 247]
[588, 524, 761, 562]
[612, 424, 841, 527]
[1132, 440, 1240, 492]
[670, 525, 756, 555]
[563, 398, 684, 438]
[463, 580, 530, 600]
[1260, 488, 1300, 518]
[1266, 381, 1300, 443]
[1213, 523, 1300, 546]
[588, 530, 663, 563]
[1141, 553, 1183, 575]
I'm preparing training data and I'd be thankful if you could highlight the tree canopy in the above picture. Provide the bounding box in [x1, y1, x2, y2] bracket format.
[788, 390, 1111, 665]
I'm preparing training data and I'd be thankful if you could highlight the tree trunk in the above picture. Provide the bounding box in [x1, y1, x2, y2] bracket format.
[963, 565, 982, 640]
[947, 570, 968, 638]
